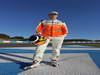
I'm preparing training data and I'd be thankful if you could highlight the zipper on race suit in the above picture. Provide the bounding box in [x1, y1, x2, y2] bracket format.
[51, 20, 53, 36]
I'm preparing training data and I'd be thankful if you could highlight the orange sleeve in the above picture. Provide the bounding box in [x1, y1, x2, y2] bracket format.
[36, 24, 44, 34]
[61, 24, 68, 35]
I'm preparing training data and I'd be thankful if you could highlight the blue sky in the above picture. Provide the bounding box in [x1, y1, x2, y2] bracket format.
[0, 0, 100, 40]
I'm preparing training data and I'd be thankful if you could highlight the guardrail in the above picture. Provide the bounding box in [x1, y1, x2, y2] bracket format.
[0, 41, 28, 44]
[0, 41, 100, 44]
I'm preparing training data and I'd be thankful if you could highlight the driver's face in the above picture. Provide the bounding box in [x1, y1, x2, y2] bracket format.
[48, 14, 58, 20]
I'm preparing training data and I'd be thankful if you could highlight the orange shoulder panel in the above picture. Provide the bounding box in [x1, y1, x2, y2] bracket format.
[36, 24, 44, 34]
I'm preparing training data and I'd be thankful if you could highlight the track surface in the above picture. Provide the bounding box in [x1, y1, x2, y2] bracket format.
[0, 45, 100, 75]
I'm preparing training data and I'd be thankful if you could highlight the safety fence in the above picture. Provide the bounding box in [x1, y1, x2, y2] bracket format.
[0, 41, 28, 44]
[0, 41, 100, 44]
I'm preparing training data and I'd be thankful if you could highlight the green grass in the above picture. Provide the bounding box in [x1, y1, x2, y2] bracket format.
[79, 44, 100, 48]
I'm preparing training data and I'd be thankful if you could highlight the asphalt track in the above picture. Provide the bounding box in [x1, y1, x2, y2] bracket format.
[0, 45, 100, 75]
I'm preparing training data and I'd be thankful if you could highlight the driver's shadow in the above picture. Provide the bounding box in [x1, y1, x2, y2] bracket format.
[0, 52, 53, 71]
[0, 52, 33, 73]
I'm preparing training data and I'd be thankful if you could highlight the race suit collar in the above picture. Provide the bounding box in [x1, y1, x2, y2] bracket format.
[48, 19, 58, 22]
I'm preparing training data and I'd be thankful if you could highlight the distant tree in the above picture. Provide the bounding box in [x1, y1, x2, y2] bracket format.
[0, 34, 10, 39]
[11, 36, 24, 40]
